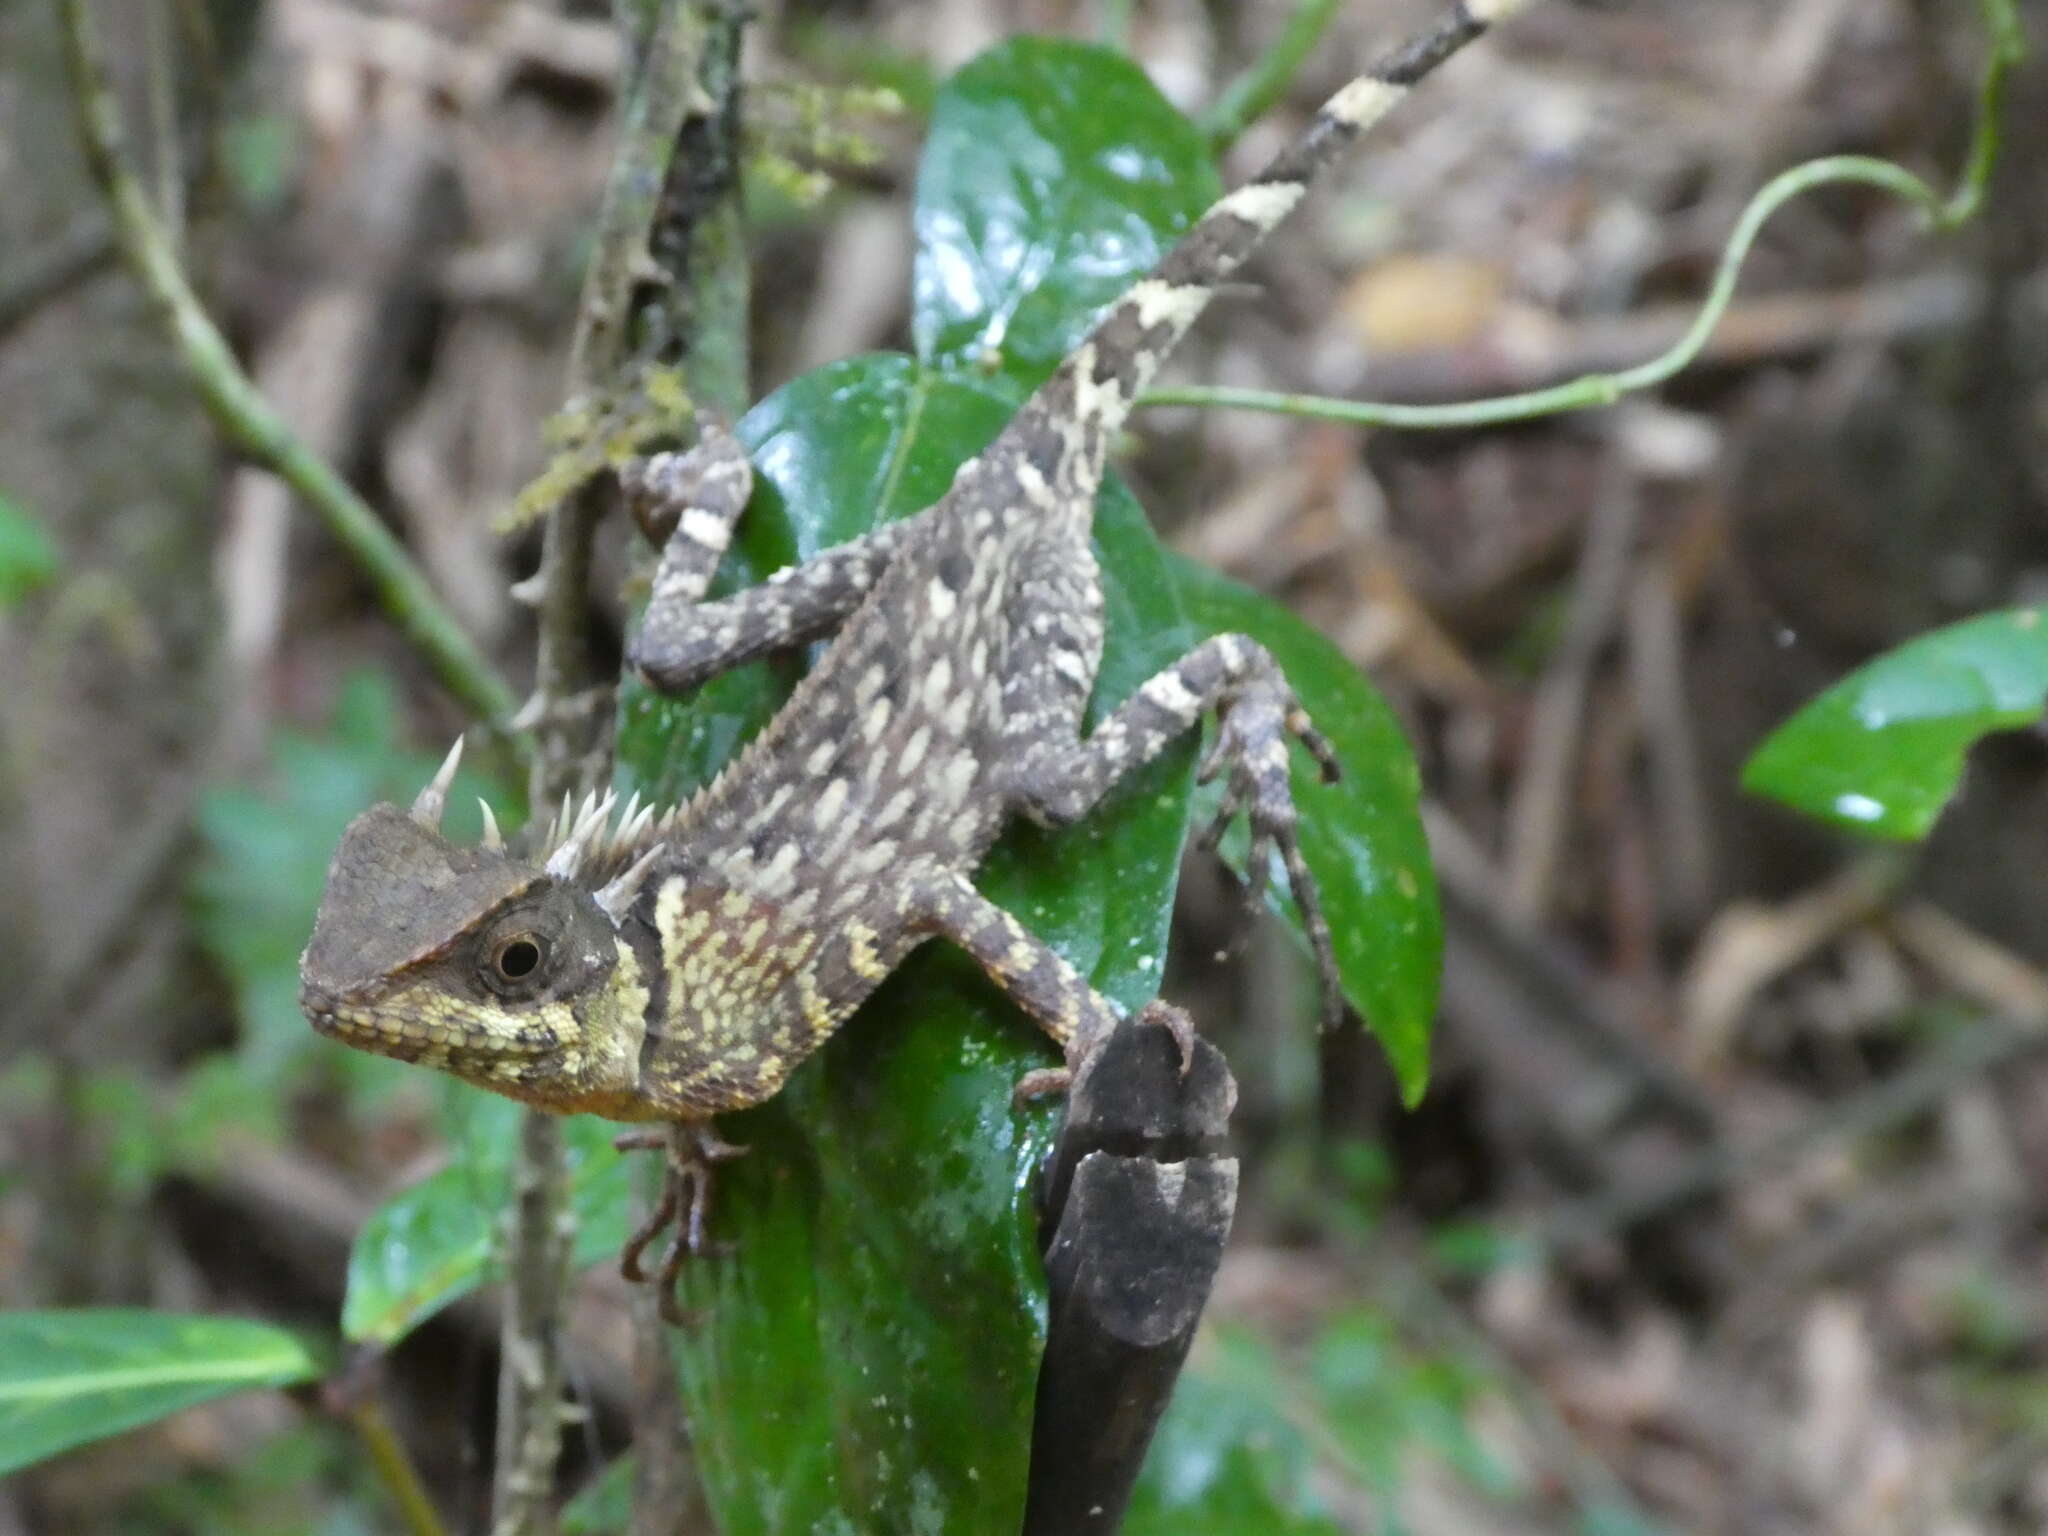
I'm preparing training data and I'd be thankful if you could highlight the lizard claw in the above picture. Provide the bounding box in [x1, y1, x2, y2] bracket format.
[1132, 999, 1197, 1077]
[614, 1121, 747, 1326]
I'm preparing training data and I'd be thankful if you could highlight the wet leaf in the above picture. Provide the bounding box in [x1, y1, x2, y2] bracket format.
[913, 38, 1221, 389]
[0, 1310, 321, 1476]
[1743, 608, 2048, 840]
[615, 354, 1195, 1533]
[341, 1099, 630, 1346]
[1167, 556, 1441, 1104]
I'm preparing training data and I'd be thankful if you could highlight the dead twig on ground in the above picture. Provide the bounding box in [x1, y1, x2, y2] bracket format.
[1678, 853, 1916, 1065]
[1504, 465, 1640, 922]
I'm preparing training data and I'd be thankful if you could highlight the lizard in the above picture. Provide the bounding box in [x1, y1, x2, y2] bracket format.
[299, 0, 1532, 1322]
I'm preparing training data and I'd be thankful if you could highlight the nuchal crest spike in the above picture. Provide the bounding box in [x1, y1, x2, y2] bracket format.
[411, 736, 465, 829]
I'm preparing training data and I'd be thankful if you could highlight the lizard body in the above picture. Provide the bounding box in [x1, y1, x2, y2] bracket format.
[301, 0, 1531, 1310]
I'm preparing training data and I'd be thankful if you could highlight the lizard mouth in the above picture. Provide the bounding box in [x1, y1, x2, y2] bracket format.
[298, 982, 403, 1051]
[300, 980, 561, 1064]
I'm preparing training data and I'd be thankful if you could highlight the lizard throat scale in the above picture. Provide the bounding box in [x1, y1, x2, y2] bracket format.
[300, 0, 1534, 1318]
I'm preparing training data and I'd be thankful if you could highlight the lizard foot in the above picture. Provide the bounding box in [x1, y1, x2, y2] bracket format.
[614, 1122, 748, 1326]
[1194, 683, 1347, 1029]
[1008, 999, 1196, 1106]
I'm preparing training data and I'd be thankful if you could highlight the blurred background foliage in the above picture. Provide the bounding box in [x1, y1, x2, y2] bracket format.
[5, 0, 2048, 1531]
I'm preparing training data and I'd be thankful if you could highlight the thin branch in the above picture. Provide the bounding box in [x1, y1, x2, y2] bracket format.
[491, 1109, 575, 1536]
[1200, 0, 1342, 154]
[492, 5, 745, 1531]
[53, 0, 519, 729]
[1145, 0, 2022, 430]
[349, 1394, 453, 1536]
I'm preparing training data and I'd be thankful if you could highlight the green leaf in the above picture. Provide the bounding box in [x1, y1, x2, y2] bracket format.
[1742, 608, 2048, 840]
[912, 38, 1222, 389]
[1166, 555, 1441, 1104]
[0, 491, 59, 607]
[341, 1100, 630, 1345]
[0, 1310, 321, 1476]
[615, 355, 1195, 1534]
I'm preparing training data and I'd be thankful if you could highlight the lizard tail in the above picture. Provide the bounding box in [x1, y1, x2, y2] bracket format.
[1010, 0, 1532, 495]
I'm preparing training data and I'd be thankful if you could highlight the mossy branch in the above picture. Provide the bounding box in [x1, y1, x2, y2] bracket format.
[495, 3, 749, 1530]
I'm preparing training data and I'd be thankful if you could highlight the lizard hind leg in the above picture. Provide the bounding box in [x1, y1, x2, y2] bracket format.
[614, 1121, 748, 1326]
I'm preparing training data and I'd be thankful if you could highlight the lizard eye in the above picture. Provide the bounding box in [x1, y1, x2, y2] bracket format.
[493, 934, 546, 982]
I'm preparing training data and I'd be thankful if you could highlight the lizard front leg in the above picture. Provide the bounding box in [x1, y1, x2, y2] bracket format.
[904, 872, 1193, 1098]
[628, 506, 926, 694]
[1001, 633, 1348, 1027]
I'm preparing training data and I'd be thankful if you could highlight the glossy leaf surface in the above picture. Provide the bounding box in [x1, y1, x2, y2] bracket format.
[341, 1099, 630, 1345]
[0, 1310, 320, 1476]
[1168, 555, 1441, 1103]
[1743, 608, 2048, 840]
[913, 38, 1221, 388]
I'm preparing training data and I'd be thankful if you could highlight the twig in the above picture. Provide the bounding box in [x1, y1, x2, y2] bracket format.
[1261, 270, 1980, 412]
[1502, 466, 1639, 922]
[53, 0, 518, 729]
[611, 3, 754, 1527]
[1678, 853, 1915, 1065]
[493, 4, 750, 1529]
[1200, 0, 1342, 154]
[348, 1393, 453, 1536]
[492, 1108, 575, 1536]
[1624, 554, 1714, 924]
[1140, 0, 2021, 431]
[1426, 802, 1721, 1139]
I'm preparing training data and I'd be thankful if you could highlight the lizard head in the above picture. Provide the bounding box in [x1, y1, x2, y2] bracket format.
[298, 740, 673, 1115]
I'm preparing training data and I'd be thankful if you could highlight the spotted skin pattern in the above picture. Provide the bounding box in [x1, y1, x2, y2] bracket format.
[299, 2, 1531, 1316]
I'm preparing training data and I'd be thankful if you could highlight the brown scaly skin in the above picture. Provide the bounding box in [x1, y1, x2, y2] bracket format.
[301, 1, 1534, 1321]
